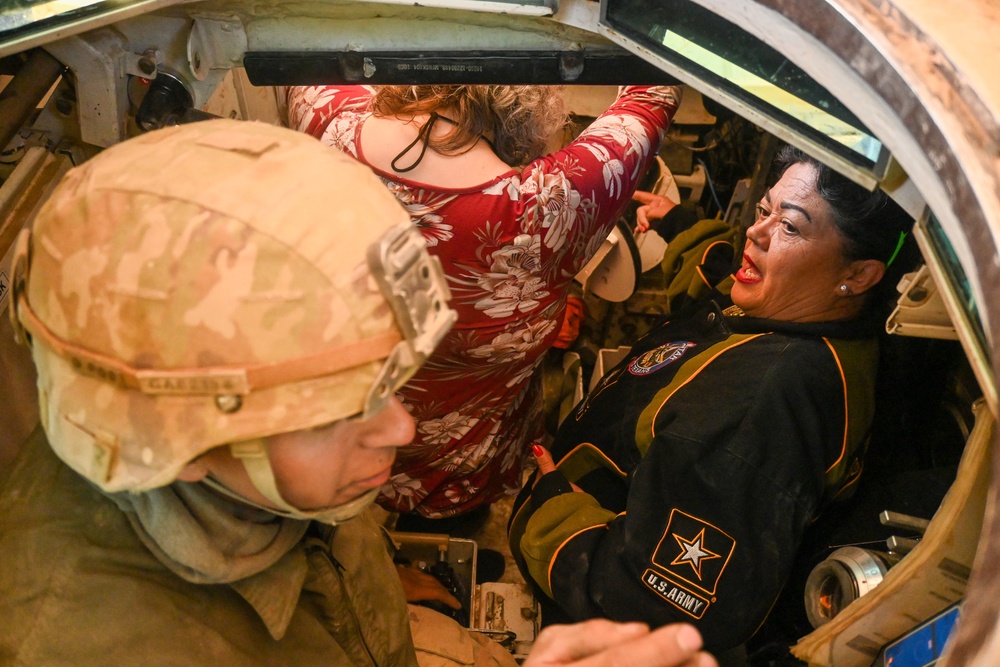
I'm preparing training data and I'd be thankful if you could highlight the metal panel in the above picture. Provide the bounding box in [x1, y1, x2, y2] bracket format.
[244, 50, 679, 85]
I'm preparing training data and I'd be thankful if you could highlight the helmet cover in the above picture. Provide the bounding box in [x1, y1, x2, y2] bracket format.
[16, 119, 443, 492]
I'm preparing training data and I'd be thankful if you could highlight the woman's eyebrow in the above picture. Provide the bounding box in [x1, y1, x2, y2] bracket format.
[779, 201, 813, 223]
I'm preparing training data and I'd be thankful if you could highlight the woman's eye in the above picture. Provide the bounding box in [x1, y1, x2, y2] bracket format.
[781, 219, 800, 235]
[755, 203, 769, 219]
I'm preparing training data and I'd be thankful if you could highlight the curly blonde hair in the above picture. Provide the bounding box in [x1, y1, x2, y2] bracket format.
[371, 85, 567, 167]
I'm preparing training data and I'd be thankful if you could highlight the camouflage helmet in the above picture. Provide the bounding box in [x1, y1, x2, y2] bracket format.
[12, 119, 454, 496]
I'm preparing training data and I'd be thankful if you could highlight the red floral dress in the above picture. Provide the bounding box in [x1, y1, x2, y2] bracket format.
[287, 85, 681, 518]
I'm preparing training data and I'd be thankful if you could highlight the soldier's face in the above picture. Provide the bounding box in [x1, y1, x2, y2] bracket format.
[195, 395, 415, 511]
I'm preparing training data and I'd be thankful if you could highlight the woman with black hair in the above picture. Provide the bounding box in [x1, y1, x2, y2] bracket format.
[509, 145, 915, 658]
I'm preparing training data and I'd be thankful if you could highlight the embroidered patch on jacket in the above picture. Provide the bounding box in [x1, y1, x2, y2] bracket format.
[641, 509, 736, 619]
[628, 342, 696, 376]
[721, 304, 744, 317]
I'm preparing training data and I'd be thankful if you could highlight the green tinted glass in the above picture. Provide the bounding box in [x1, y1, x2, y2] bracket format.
[0, 0, 142, 53]
[924, 212, 987, 354]
[1, 0, 104, 32]
[602, 0, 882, 166]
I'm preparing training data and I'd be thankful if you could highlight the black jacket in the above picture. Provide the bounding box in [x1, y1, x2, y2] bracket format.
[509, 301, 879, 651]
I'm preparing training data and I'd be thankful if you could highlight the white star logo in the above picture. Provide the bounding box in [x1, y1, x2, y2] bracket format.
[670, 528, 722, 580]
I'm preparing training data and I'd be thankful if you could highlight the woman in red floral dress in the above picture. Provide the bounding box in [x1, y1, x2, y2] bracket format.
[286, 84, 681, 520]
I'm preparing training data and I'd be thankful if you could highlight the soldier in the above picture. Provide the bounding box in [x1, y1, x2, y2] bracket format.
[0, 119, 715, 667]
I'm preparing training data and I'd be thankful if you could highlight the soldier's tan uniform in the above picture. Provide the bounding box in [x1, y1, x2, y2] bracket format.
[0, 120, 510, 666]
[0, 428, 419, 665]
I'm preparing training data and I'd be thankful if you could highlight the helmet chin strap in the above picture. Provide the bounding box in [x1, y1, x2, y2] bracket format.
[199, 438, 379, 525]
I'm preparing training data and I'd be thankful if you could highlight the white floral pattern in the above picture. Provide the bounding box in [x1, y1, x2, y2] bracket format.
[466, 320, 557, 364]
[287, 84, 680, 517]
[418, 412, 479, 446]
[472, 235, 547, 318]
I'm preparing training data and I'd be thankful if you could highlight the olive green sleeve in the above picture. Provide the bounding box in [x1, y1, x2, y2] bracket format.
[518, 492, 617, 599]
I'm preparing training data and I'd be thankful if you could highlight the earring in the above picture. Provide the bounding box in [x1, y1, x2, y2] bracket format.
[839, 284, 849, 293]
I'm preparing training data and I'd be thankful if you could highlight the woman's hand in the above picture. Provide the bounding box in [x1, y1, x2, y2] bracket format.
[633, 190, 677, 233]
[523, 620, 718, 667]
[532, 445, 582, 492]
[395, 564, 462, 609]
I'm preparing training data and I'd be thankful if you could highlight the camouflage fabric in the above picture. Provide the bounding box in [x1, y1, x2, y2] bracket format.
[15, 119, 417, 492]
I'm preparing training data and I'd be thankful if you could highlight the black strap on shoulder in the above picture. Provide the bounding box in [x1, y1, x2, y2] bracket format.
[390, 112, 441, 173]
[390, 113, 497, 173]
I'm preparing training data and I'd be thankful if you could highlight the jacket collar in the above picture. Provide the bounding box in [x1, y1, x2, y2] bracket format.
[105, 481, 311, 639]
[718, 301, 879, 340]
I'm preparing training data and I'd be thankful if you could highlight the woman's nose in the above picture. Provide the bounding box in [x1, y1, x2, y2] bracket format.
[365, 395, 416, 449]
[746, 218, 771, 249]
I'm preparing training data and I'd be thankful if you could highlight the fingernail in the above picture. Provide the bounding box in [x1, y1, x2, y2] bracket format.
[531, 444, 544, 457]
[677, 625, 703, 652]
